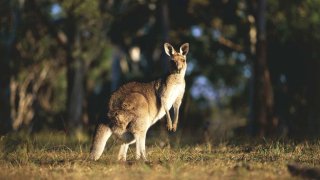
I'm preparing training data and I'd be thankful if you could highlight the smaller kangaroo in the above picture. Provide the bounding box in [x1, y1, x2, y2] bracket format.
[90, 43, 189, 161]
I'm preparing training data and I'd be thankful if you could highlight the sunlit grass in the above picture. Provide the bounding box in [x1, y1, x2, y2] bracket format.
[1, 131, 319, 179]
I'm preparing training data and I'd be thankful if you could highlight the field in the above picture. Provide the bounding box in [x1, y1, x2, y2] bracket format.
[1, 131, 320, 180]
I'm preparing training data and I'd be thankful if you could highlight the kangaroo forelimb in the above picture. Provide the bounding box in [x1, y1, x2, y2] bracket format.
[164, 107, 173, 131]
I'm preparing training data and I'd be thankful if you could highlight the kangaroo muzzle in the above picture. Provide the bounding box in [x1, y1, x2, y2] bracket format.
[170, 61, 183, 73]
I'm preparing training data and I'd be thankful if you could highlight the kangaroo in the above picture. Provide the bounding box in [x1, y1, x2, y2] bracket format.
[89, 43, 189, 161]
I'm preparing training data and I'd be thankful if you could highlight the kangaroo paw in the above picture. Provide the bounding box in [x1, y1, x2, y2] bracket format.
[167, 122, 173, 131]
[172, 124, 177, 132]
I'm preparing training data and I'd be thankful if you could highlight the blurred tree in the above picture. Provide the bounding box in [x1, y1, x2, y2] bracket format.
[57, 0, 109, 132]
[8, 0, 64, 131]
[3, 0, 110, 133]
[3, 0, 320, 139]
[249, 0, 275, 136]
[267, 0, 320, 137]
[0, 0, 18, 134]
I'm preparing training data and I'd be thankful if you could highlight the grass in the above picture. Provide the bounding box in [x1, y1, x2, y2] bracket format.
[1, 131, 320, 179]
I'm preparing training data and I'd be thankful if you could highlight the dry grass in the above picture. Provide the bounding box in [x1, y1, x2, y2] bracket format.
[1, 131, 320, 180]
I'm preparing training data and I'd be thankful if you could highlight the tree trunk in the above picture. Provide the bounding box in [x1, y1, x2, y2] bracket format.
[0, 53, 12, 134]
[306, 58, 320, 137]
[110, 46, 124, 92]
[0, 3, 19, 134]
[66, 58, 85, 131]
[161, 0, 170, 71]
[66, 28, 85, 132]
[250, 0, 275, 136]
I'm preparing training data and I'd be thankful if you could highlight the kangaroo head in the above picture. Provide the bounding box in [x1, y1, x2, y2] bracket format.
[164, 43, 189, 74]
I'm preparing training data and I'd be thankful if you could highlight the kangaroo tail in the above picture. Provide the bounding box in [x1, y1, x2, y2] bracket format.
[89, 123, 112, 160]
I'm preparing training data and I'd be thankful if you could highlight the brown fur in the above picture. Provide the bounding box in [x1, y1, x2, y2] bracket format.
[90, 43, 189, 161]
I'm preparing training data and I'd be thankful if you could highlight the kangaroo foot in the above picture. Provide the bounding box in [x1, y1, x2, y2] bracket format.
[172, 124, 177, 132]
[167, 122, 173, 131]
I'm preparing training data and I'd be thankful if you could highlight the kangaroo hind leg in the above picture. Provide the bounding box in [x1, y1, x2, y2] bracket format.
[118, 132, 136, 161]
[134, 131, 148, 161]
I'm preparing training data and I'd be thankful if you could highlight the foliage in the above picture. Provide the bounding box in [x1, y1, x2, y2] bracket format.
[2, 0, 320, 137]
[266, 0, 320, 136]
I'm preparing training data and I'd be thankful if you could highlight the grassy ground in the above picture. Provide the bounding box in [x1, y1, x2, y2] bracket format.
[1, 131, 320, 180]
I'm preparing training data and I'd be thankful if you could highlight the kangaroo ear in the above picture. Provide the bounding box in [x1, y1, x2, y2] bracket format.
[164, 43, 176, 57]
[180, 43, 189, 56]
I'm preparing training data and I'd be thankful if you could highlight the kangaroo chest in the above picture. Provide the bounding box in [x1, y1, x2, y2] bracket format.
[165, 83, 185, 109]
[153, 82, 185, 122]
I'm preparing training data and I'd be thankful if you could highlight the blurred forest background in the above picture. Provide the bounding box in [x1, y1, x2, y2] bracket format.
[1, 0, 320, 140]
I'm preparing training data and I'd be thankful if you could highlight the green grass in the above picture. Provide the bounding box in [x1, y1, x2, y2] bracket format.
[1, 131, 319, 179]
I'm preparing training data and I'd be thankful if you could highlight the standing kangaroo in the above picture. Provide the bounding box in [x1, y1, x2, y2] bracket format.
[90, 43, 189, 161]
